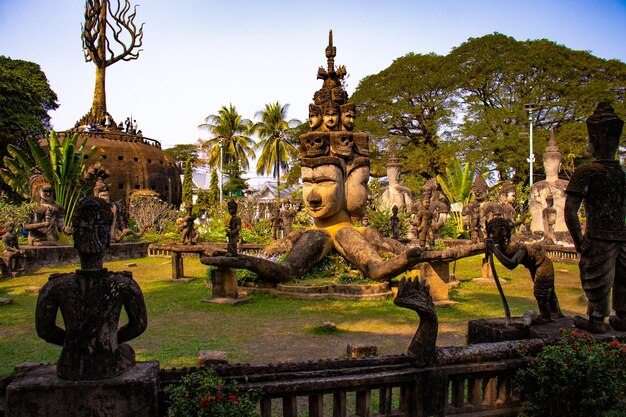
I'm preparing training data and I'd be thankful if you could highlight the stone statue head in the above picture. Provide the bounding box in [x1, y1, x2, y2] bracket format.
[486, 217, 512, 247]
[500, 181, 516, 204]
[301, 157, 346, 221]
[345, 158, 370, 218]
[340, 103, 356, 131]
[309, 104, 322, 131]
[94, 179, 110, 202]
[586, 102, 624, 160]
[392, 205, 399, 215]
[227, 199, 238, 216]
[471, 174, 488, 202]
[40, 185, 54, 204]
[72, 196, 114, 270]
[322, 101, 340, 131]
[4, 221, 15, 234]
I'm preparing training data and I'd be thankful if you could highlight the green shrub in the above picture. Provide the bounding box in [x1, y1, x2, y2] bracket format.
[366, 208, 408, 238]
[164, 369, 260, 417]
[301, 252, 351, 280]
[515, 329, 626, 417]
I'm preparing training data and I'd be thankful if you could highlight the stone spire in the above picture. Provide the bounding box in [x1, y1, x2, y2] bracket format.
[543, 127, 562, 182]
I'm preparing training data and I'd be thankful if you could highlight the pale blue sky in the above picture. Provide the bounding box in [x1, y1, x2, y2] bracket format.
[1, 0, 625, 153]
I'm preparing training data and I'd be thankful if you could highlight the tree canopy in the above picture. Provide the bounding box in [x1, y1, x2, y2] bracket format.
[351, 33, 626, 188]
[0, 56, 59, 165]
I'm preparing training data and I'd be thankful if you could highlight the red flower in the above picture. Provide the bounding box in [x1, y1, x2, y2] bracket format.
[216, 393, 223, 401]
[572, 331, 580, 338]
[199, 396, 211, 408]
[611, 340, 621, 348]
[228, 395, 238, 402]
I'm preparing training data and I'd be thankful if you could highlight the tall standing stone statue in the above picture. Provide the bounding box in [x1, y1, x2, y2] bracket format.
[226, 199, 241, 256]
[35, 196, 148, 379]
[530, 129, 570, 242]
[565, 102, 626, 334]
[462, 175, 489, 243]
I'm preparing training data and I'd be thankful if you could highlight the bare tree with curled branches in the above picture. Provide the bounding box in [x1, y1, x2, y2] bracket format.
[79, 0, 144, 126]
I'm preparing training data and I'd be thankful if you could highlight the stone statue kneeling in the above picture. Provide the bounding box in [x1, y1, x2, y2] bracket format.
[485, 217, 563, 324]
[36, 196, 147, 380]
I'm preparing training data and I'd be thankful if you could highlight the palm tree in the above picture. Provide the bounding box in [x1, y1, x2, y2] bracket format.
[252, 102, 301, 196]
[198, 104, 256, 201]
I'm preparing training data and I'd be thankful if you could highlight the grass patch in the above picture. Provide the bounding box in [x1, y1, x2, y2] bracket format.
[307, 323, 344, 336]
[0, 254, 586, 377]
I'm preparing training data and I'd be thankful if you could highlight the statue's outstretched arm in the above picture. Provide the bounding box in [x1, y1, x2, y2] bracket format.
[201, 229, 332, 283]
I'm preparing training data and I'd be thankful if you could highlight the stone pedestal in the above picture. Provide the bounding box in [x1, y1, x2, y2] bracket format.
[418, 261, 459, 307]
[202, 267, 252, 305]
[5, 361, 159, 417]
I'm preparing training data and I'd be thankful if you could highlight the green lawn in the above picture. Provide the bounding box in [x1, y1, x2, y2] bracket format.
[0, 254, 586, 377]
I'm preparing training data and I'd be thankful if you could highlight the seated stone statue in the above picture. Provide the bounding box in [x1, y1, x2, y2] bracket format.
[35, 196, 147, 380]
[23, 173, 72, 246]
[485, 217, 562, 324]
[1, 221, 26, 277]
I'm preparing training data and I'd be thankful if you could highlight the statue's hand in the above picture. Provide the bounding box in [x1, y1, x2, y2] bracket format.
[62, 226, 73, 235]
[406, 246, 422, 259]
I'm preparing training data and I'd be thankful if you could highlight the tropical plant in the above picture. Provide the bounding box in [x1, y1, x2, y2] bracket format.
[1, 131, 96, 224]
[515, 329, 626, 417]
[0, 196, 35, 227]
[252, 102, 301, 193]
[198, 104, 256, 173]
[436, 159, 475, 236]
[164, 369, 261, 417]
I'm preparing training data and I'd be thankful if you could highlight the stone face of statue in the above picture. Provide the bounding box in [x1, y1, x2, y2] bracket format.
[40, 187, 54, 204]
[309, 112, 322, 130]
[322, 107, 339, 131]
[302, 164, 345, 219]
[341, 110, 355, 131]
[345, 165, 370, 218]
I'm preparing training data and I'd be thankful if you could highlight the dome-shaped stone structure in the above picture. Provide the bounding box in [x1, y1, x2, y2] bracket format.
[59, 131, 181, 206]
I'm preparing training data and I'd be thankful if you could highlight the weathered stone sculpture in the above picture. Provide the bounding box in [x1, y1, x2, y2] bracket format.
[180, 204, 198, 245]
[565, 102, 626, 334]
[271, 205, 283, 239]
[23, 171, 72, 246]
[412, 179, 449, 247]
[200, 31, 482, 283]
[486, 218, 562, 324]
[530, 129, 569, 241]
[462, 175, 489, 242]
[390, 205, 400, 240]
[393, 277, 437, 364]
[226, 199, 241, 256]
[281, 198, 298, 236]
[1, 221, 26, 277]
[35, 196, 147, 379]
[541, 193, 557, 244]
[380, 141, 413, 213]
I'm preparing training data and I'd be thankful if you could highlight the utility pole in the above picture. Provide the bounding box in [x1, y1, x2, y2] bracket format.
[525, 104, 536, 186]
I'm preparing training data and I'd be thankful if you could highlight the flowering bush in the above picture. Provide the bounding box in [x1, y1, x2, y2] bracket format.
[515, 329, 626, 417]
[164, 370, 260, 417]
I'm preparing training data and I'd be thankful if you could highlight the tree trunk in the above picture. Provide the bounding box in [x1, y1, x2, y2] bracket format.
[88, 64, 107, 125]
[276, 139, 281, 203]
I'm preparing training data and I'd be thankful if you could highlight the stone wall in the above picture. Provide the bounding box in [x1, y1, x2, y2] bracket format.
[24, 242, 149, 268]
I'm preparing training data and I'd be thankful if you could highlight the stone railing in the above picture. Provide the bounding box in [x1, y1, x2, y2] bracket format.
[159, 339, 550, 417]
[148, 243, 265, 258]
[59, 130, 162, 149]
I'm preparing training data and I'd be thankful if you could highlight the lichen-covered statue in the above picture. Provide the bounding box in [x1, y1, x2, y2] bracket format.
[1, 221, 26, 277]
[179, 204, 199, 245]
[23, 170, 72, 246]
[565, 102, 626, 334]
[201, 31, 480, 283]
[462, 175, 489, 243]
[226, 199, 241, 256]
[412, 179, 449, 247]
[35, 196, 147, 380]
[486, 217, 562, 324]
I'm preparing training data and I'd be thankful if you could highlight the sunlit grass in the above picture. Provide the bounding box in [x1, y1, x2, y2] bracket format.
[0, 254, 586, 377]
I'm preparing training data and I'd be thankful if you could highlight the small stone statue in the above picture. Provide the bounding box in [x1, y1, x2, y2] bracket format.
[35, 196, 147, 380]
[23, 172, 72, 246]
[541, 194, 557, 244]
[486, 217, 562, 324]
[180, 204, 198, 245]
[462, 175, 489, 242]
[226, 199, 241, 256]
[413, 194, 433, 247]
[390, 205, 400, 240]
[281, 198, 298, 236]
[565, 102, 626, 334]
[1, 221, 26, 277]
[271, 205, 283, 240]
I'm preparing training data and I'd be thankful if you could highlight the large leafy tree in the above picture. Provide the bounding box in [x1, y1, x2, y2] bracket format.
[164, 144, 200, 169]
[198, 104, 256, 172]
[0, 56, 59, 165]
[351, 53, 458, 179]
[449, 33, 626, 181]
[80, 0, 144, 125]
[252, 102, 301, 192]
